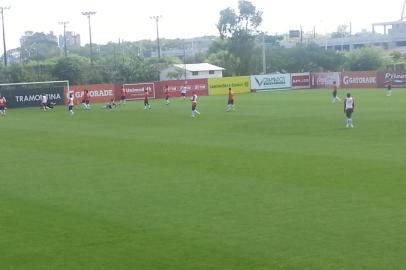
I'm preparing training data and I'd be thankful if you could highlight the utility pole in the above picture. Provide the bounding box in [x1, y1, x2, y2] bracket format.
[262, 33, 266, 74]
[150, 15, 162, 58]
[0, 6, 10, 67]
[59, 21, 69, 57]
[82, 11, 96, 65]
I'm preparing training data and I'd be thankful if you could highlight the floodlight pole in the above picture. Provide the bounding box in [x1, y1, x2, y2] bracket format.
[262, 33, 266, 74]
[59, 21, 69, 57]
[1, 6, 10, 67]
[150, 15, 162, 58]
[82, 11, 96, 65]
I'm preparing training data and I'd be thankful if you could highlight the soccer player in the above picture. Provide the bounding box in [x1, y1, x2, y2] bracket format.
[120, 86, 127, 105]
[180, 84, 187, 100]
[103, 98, 117, 109]
[344, 92, 355, 128]
[68, 93, 75, 116]
[191, 91, 200, 117]
[144, 89, 151, 110]
[385, 75, 393, 97]
[164, 85, 170, 105]
[41, 94, 48, 111]
[332, 81, 341, 103]
[0, 95, 6, 116]
[82, 90, 91, 109]
[226, 87, 235, 111]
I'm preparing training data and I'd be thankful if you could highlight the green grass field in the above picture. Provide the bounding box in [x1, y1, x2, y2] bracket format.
[1, 89, 406, 270]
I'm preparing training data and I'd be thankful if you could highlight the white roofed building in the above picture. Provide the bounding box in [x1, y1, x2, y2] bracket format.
[160, 63, 225, 81]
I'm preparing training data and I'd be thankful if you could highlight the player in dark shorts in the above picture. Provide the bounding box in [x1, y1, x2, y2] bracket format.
[385, 76, 393, 96]
[144, 89, 151, 109]
[344, 93, 355, 128]
[0, 95, 6, 116]
[226, 87, 235, 111]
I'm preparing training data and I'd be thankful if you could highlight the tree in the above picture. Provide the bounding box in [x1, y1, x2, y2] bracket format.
[215, 0, 263, 75]
[344, 46, 386, 71]
[52, 56, 86, 85]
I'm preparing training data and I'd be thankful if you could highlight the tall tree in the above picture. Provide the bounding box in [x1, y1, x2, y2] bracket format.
[216, 0, 263, 75]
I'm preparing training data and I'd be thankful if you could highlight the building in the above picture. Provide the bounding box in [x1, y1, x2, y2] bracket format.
[58, 31, 81, 48]
[20, 31, 58, 47]
[313, 21, 406, 51]
[160, 63, 225, 81]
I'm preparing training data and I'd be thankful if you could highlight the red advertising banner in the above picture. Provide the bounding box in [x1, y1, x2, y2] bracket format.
[311, 72, 340, 89]
[291, 73, 310, 89]
[122, 83, 155, 100]
[154, 79, 208, 99]
[378, 71, 406, 88]
[341, 71, 378, 88]
[64, 84, 118, 104]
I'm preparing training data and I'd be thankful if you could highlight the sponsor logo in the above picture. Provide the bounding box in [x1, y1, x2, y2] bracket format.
[209, 83, 246, 89]
[67, 89, 114, 99]
[124, 86, 152, 94]
[343, 76, 376, 85]
[15, 93, 62, 103]
[254, 76, 286, 87]
[385, 73, 406, 80]
[292, 76, 310, 84]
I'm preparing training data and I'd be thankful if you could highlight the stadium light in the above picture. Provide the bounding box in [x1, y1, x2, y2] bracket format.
[0, 6, 10, 67]
[82, 11, 96, 65]
[150, 15, 162, 58]
[58, 21, 70, 57]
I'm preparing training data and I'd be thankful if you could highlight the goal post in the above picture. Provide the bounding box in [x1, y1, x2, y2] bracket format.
[0, 80, 69, 108]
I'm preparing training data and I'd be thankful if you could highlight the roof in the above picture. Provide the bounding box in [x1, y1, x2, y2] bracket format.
[173, 63, 225, 72]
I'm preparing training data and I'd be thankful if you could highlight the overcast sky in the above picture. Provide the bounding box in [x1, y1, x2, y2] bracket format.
[4, 0, 405, 49]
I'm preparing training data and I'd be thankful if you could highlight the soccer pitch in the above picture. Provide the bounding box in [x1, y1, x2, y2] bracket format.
[1, 89, 405, 270]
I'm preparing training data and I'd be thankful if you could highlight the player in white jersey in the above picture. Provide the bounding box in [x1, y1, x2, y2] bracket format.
[191, 91, 200, 117]
[344, 93, 355, 128]
[41, 94, 48, 111]
[181, 85, 187, 100]
[67, 93, 75, 115]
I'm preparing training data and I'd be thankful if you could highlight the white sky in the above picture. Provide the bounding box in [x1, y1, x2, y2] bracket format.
[4, 0, 405, 49]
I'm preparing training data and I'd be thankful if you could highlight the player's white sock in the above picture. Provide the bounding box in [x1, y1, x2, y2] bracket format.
[195, 110, 200, 115]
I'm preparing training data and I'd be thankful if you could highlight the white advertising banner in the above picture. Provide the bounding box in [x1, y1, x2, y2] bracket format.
[251, 74, 292, 91]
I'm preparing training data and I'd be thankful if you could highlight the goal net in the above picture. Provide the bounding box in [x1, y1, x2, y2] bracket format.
[0, 80, 69, 108]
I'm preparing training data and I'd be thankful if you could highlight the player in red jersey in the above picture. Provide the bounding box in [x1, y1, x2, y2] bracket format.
[191, 91, 200, 117]
[164, 85, 170, 105]
[144, 89, 151, 109]
[0, 95, 7, 116]
[332, 81, 341, 103]
[226, 87, 235, 112]
[82, 90, 91, 109]
[120, 86, 127, 105]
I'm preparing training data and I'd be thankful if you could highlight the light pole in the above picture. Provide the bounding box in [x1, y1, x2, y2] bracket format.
[1, 6, 10, 67]
[82, 11, 96, 65]
[59, 21, 69, 57]
[150, 15, 162, 58]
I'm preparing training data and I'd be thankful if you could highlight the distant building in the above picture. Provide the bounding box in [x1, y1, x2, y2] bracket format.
[151, 38, 214, 58]
[160, 63, 225, 81]
[58, 31, 81, 48]
[20, 31, 58, 46]
[313, 21, 406, 51]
